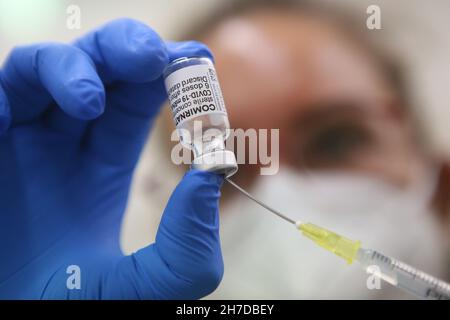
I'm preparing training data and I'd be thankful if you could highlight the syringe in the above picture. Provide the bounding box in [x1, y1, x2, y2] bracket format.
[226, 178, 450, 300]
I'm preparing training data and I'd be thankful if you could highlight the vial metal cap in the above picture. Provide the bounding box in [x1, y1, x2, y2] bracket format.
[191, 150, 238, 178]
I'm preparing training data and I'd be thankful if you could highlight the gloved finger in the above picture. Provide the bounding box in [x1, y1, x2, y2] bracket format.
[85, 81, 163, 169]
[42, 105, 89, 139]
[0, 84, 11, 133]
[73, 18, 169, 84]
[166, 40, 213, 62]
[100, 170, 224, 299]
[86, 41, 213, 169]
[0, 43, 105, 124]
[76, 19, 213, 168]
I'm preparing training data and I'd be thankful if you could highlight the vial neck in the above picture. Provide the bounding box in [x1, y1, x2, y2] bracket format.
[192, 135, 226, 159]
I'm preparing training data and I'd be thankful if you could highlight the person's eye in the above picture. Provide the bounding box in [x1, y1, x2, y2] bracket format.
[301, 123, 372, 167]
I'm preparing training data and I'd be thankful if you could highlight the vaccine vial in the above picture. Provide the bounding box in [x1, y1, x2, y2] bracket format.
[163, 56, 238, 177]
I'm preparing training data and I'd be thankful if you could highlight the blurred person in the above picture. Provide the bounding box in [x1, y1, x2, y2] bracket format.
[157, 0, 449, 298]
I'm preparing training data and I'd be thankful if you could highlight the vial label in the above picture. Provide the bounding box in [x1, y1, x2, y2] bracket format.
[165, 65, 227, 127]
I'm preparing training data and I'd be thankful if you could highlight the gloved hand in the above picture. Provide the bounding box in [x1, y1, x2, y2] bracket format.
[0, 18, 224, 299]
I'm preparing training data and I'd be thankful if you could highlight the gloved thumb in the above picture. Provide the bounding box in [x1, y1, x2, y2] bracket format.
[155, 169, 224, 298]
[101, 170, 224, 299]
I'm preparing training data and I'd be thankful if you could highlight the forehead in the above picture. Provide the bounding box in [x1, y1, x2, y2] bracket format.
[201, 11, 394, 125]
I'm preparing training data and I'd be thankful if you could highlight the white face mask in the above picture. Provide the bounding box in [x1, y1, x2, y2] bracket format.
[209, 167, 448, 299]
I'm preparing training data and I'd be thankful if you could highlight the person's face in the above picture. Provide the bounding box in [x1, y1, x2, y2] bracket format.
[200, 10, 431, 188]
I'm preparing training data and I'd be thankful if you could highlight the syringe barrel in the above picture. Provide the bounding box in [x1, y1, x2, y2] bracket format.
[356, 248, 450, 300]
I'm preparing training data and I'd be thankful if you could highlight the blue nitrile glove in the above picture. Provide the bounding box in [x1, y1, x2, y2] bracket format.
[0, 18, 224, 299]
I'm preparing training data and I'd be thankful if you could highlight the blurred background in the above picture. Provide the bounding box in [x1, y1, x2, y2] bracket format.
[1, 0, 450, 299]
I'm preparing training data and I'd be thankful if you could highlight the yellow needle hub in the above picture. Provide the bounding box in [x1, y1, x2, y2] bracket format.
[297, 222, 361, 264]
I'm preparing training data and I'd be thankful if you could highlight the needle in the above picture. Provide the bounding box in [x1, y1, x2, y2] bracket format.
[225, 178, 298, 225]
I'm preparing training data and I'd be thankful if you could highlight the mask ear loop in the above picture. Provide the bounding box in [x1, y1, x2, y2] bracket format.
[430, 164, 450, 219]
[402, 164, 441, 216]
[425, 164, 441, 200]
